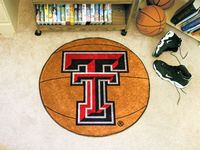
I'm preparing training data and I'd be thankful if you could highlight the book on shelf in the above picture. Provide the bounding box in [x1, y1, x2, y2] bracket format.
[90, 4, 95, 24]
[52, 4, 57, 24]
[61, 4, 66, 25]
[171, 0, 200, 25]
[35, 3, 113, 26]
[82, 4, 87, 25]
[56, 4, 61, 25]
[65, 4, 70, 25]
[107, 4, 112, 24]
[74, 4, 78, 25]
[177, 9, 200, 25]
[78, 4, 82, 25]
[181, 17, 200, 31]
[35, 4, 40, 24]
[181, 12, 200, 27]
[44, 4, 49, 24]
[187, 24, 200, 33]
[39, 4, 45, 25]
[104, 4, 108, 24]
[48, 4, 53, 25]
[70, 4, 74, 26]
[100, 4, 104, 24]
[95, 4, 100, 24]
[86, 4, 91, 25]
[192, 28, 200, 35]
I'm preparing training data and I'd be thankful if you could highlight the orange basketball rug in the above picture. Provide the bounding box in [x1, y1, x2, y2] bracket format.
[39, 38, 150, 137]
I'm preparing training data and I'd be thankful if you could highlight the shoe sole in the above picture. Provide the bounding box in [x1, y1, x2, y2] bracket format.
[153, 64, 185, 89]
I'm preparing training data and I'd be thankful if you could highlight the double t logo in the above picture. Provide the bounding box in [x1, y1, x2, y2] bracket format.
[62, 51, 128, 125]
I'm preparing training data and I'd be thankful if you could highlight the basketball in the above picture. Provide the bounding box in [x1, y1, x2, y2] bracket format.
[147, 0, 175, 9]
[39, 38, 149, 137]
[136, 5, 166, 36]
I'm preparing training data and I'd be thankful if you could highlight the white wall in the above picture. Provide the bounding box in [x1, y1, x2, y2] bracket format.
[0, 0, 20, 36]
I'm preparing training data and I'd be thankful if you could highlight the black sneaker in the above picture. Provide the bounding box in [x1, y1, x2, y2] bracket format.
[153, 60, 192, 88]
[152, 31, 182, 57]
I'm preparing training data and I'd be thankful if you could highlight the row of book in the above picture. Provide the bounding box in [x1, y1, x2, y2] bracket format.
[171, 0, 200, 36]
[35, 4, 112, 25]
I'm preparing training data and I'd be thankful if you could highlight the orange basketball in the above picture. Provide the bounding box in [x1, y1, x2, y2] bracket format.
[136, 5, 166, 36]
[39, 38, 149, 137]
[147, 0, 175, 9]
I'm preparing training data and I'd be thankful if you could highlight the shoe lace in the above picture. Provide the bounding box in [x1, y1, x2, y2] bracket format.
[175, 86, 187, 105]
[179, 47, 188, 59]
[170, 47, 188, 65]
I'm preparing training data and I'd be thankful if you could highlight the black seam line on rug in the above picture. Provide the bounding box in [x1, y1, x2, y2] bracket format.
[45, 105, 76, 119]
[40, 76, 70, 83]
[139, 10, 161, 23]
[55, 37, 127, 52]
[120, 76, 148, 79]
[137, 22, 166, 27]
[116, 105, 147, 119]
[55, 44, 128, 54]
[157, 0, 161, 5]
[45, 105, 147, 120]
[160, 0, 172, 7]
[40, 76, 148, 83]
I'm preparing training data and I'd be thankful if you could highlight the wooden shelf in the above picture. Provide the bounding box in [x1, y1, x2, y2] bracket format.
[38, 24, 126, 32]
[165, 0, 200, 42]
[33, 0, 138, 35]
[32, 0, 133, 4]
[37, 4, 126, 32]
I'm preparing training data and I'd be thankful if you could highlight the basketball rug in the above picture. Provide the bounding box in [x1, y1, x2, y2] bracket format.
[39, 38, 150, 137]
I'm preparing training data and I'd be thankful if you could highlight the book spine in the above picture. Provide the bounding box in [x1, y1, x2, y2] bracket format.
[36, 3, 113, 26]
[107, 4, 112, 24]
[74, 4, 78, 25]
[82, 4, 87, 25]
[100, 4, 104, 24]
[35, 4, 40, 25]
[187, 24, 200, 33]
[171, 6, 197, 25]
[95, 4, 99, 24]
[56, 5, 61, 25]
[181, 12, 200, 27]
[98, 4, 101, 24]
[192, 28, 200, 35]
[40, 4, 45, 25]
[44, 4, 49, 24]
[78, 4, 82, 25]
[181, 17, 200, 31]
[52, 4, 57, 25]
[90, 4, 95, 24]
[61, 4, 66, 25]
[173, 0, 195, 16]
[177, 10, 200, 25]
[48, 4, 53, 25]
[65, 4, 70, 25]
[104, 4, 108, 24]
[86, 4, 91, 25]
[70, 4, 74, 26]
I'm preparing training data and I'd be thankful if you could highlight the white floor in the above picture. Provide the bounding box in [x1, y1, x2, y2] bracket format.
[0, 0, 200, 150]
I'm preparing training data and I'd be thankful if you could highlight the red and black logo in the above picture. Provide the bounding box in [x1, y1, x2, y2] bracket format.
[62, 51, 128, 125]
